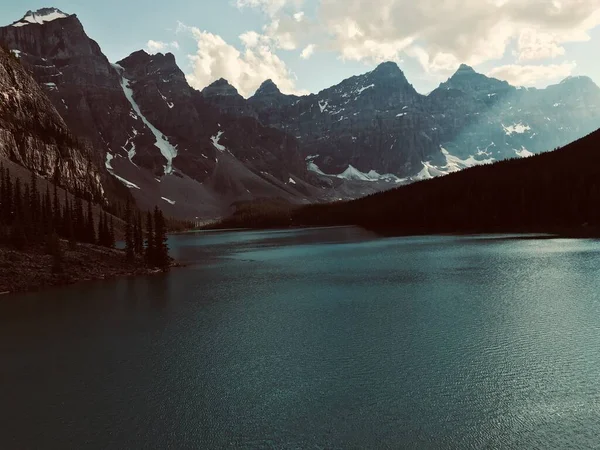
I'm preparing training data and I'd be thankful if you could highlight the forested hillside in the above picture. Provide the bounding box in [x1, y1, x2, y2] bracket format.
[216, 128, 600, 235]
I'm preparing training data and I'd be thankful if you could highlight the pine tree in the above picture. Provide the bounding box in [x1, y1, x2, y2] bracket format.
[0, 162, 5, 224]
[153, 207, 170, 271]
[86, 200, 95, 244]
[74, 196, 85, 242]
[29, 170, 39, 229]
[124, 200, 134, 262]
[63, 194, 76, 249]
[2, 168, 12, 226]
[53, 183, 60, 232]
[11, 179, 26, 250]
[133, 212, 143, 254]
[144, 211, 154, 266]
[43, 186, 53, 236]
[109, 215, 115, 248]
[97, 212, 105, 246]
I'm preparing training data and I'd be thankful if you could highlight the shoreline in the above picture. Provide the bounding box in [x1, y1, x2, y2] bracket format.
[0, 242, 181, 296]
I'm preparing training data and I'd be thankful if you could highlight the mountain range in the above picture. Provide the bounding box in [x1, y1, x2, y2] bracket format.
[1, 7, 600, 219]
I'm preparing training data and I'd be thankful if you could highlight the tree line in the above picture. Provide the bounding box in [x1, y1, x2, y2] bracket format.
[123, 200, 171, 271]
[0, 162, 172, 272]
[215, 128, 600, 236]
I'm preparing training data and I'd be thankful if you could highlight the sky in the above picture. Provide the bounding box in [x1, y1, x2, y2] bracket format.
[2, 0, 600, 97]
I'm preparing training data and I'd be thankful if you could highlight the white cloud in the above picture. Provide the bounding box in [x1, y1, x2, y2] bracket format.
[321, 0, 600, 72]
[146, 40, 180, 54]
[177, 23, 307, 97]
[240, 0, 600, 78]
[300, 44, 315, 59]
[488, 62, 577, 86]
[236, 0, 303, 17]
[517, 28, 566, 61]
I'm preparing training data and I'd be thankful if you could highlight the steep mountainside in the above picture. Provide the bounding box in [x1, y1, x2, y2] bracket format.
[0, 8, 166, 175]
[427, 65, 600, 165]
[217, 127, 600, 235]
[0, 9, 331, 218]
[0, 46, 103, 198]
[249, 63, 600, 180]
[249, 62, 439, 178]
[2, 7, 600, 220]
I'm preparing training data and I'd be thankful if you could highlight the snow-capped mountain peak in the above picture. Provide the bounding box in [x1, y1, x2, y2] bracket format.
[11, 8, 70, 27]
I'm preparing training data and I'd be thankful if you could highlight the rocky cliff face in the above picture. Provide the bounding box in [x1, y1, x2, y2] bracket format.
[2, 7, 599, 219]
[0, 9, 168, 178]
[427, 65, 600, 167]
[249, 62, 600, 180]
[250, 62, 439, 177]
[116, 51, 312, 186]
[0, 46, 104, 198]
[0, 9, 323, 218]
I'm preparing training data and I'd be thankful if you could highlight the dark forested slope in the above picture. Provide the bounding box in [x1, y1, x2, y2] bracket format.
[218, 128, 600, 235]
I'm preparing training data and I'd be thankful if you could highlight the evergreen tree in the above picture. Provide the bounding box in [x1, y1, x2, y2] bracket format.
[86, 200, 95, 244]
[133, 212, 143, 254]
[144, 211, 154, 266]
[97, 212, 105, 246]
[11, 179, 26, 250]
[74, 196, 85, 242]
[29, 170, 39, 228]
[0, 162, 5, 224]
[3, 168, 12, 226]
[124, 200, 134, 262]
[63, 194, 76, 249]
[109, 215, 115, 248]
[43, 186, 53, 235]
[53, 183, 60, 232]
[153, 207, 170, 271]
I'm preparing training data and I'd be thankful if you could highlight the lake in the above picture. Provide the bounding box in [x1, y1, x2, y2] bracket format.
[2, 228, 600, 448]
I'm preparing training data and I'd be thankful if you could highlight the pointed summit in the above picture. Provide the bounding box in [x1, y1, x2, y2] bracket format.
[456, 63, 476, 74]
[254, 79, 281, 97]
[11, 8, 70, 27]
[201, 78, 241, 98]
[372, 61, 403, 76]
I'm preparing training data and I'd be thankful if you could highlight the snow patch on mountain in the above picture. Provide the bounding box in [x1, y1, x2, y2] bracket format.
[318, 100, 329, 113]
[502, 123, 531, 135]
[211, 131, 226, 152]
[12, 8, 68, 27]
[158, 89, 174, 109]
[515, 147, 534, 158]
[337, 165, 372, 181]
[161, 197, 176, 205]
[355, 84, 374, 95]
[105, 152, 140, 189]
[113, 63, 177, 175]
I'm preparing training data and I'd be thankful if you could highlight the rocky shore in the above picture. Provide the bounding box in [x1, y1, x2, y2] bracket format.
[0, 241, 174, 295]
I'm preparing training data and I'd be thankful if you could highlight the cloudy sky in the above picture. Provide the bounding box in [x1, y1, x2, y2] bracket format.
[3, 0, 600, 97]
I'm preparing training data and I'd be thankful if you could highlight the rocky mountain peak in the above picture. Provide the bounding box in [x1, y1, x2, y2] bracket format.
[11, 7, 71, 27]
[371, 61, 405, 79]
[440, 63, 511, 96]
[254, 79, 281, 97]
[456, 63, 476, 74]
[201, 78, 241, 98]
[558, 75, 598, 90]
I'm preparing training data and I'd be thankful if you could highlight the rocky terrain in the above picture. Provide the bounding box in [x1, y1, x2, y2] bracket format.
[0, 241, 167, 294]
[0, 45, 104, 199]
[1, 7, 600, 220]
[250, 63, 600, 181]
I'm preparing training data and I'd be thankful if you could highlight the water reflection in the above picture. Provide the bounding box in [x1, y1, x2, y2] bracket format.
[3, 229, 600, 448]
